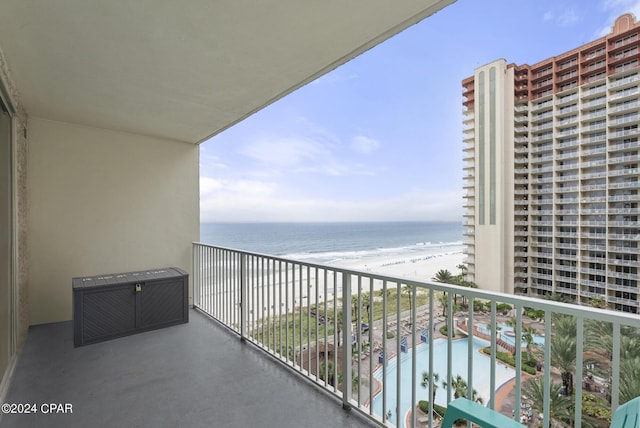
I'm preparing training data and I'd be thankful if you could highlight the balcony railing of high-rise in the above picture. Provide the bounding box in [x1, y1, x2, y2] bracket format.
[193, 242, 640, 428]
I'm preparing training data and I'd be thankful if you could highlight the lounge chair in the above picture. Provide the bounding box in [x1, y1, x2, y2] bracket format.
[611, 396, 640, 428]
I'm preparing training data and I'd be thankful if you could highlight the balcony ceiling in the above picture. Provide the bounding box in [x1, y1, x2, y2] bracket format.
[0, 0, 455, 144]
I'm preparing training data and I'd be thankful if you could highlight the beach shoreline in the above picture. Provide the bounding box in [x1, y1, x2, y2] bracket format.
[329, 246, 466, 285]
[206, 246, 468, 314]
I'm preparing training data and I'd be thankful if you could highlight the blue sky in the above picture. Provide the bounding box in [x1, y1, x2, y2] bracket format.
[200, 0, 640, 223]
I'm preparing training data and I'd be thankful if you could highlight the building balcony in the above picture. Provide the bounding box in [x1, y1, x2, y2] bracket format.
[607, 282, 640, 293]
[608, 168, 640, 177]
[581, 84, 607, 97]
[609, 73, 640, 89]
[610, 140, 640, 152]
[556, 139, 580, 150]
[582, 147, 608, 157]
[556, 163, 579, 171]
[609, 245, 640, 253]
[607, 295, 640, 307]
[2, 309, 374, 428]
[514, 115, 529, 125]
[609, 194, 640, 202]
[556, 93, 579, 106]
[607, 270, 640, 281]
[581, 183, 607, 191]
[176, 244, 640, 428]
[580, 267, 608, 276]
[580, 171, 607, 180]
[609, 155, 640, 165]
[529, 281, 553, 291]
[610, 87, 640, 101]
[581, 98, 607, 109]
[608, 207, 640, 215]
[14, 242, 640, 428]
[531, 134, 553, 143]
[610, 100, 639, 113]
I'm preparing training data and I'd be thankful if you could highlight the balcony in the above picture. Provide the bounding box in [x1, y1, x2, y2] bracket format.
[183, 244, 640, 428]
[0, 2, 476, 428]
[4, 6, 640, 428]
[2, 310, 374, 428]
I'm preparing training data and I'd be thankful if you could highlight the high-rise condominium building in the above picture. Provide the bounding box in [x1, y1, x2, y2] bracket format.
[462, 14, 640, 313]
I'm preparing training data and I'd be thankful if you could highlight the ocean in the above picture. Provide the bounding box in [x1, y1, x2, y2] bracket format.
[200, 221, 463, 265]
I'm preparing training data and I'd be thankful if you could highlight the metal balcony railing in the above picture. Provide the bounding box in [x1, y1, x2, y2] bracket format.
[193, 243, 640, 428]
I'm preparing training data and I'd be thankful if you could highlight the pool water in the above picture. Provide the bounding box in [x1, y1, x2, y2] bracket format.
[477, 323, 545, 347]
[372, 338, 515, 426]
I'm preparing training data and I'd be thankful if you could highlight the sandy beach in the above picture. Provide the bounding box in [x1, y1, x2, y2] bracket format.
[199, 245, 467, 317]
[331, 246, 466, 285]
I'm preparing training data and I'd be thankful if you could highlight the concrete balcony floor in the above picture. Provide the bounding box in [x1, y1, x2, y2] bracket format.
[1, 310, 376, 428]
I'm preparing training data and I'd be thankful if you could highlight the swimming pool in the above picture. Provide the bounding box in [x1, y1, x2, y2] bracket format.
[372, 338, 515, 426]
[477, 323, 545, 347]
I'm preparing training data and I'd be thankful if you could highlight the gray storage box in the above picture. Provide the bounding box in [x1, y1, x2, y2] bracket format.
[73, 267, 188, 347]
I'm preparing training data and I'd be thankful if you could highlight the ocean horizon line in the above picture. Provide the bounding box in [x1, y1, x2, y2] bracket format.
[201, 220, 462, 225]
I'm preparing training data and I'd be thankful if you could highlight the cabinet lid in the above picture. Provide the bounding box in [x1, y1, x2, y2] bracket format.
[72, 267, 187, 289]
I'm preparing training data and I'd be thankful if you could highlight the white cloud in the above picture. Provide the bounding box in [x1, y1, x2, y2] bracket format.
[200, 177, 463, 222]
[543, 8, 579, 26]
[240, 137, 329, 167]
[200, 176, 223, 197]
[558, 9, 579, 26]
[199, 149, 229, 170]
[351, 135, 381, 154]
[238, 133, 380, 177]
[200, 177, 276, 199]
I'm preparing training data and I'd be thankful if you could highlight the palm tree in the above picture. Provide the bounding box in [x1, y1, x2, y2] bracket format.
[522, 325, 537, 363]
[432, 269, 455, 284]
[402, 284, 413, 316]
[590, 296, 607, 309]
[620, 357, 640, 404]
[553, 314, 577, 338]
[351, 295, 359, 323]
[442, 374, 483, 404]
[551, 334, 576, 396]
[438, 292, 449, 317]
[522, 377, 573, 427]
[319, 359, 336, 386]
[421, 371, 440, 402]
[505, 316, 516, 328]
[456, 264, 467, 281]
[454, 279, 477, 308]
[433, 268, 462, 306]
[585, 322, 640, 402]
[362, 293, 371, 324]
[330, 308, 343, 347]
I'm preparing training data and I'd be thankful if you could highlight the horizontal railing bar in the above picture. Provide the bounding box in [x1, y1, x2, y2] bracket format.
[193, 242, 640, 327]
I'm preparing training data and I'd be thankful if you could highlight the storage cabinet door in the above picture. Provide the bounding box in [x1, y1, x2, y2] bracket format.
[138, 279, 185, 328]
[82, 287, 136, 342]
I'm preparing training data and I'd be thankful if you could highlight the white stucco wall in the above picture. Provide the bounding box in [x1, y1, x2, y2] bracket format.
[27, 118, 199, 324]
[472, 60, 515, 294]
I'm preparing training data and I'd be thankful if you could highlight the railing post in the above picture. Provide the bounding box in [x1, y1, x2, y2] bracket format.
[240, 253, 247, 341]
[192, 243, 199, 308]
[341, 272, 352, 410]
